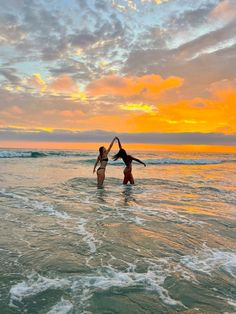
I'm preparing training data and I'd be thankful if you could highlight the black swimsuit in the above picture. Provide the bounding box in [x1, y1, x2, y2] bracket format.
[97, 158, 108, 171]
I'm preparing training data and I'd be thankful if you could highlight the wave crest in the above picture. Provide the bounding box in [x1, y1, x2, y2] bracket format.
[0, 150, 93, 158]
[0, 150, 235, 166]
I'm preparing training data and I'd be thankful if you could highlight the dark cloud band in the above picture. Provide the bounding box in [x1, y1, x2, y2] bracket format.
[0, 128, 235, 145]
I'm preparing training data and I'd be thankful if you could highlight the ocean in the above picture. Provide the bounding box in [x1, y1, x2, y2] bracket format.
[0, 149, 236, 314]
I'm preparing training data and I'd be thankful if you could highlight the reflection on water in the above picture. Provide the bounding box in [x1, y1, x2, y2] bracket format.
[95, 187, 107, 203]
[0, 151, 236, 313]
[122, 185, 136, 205]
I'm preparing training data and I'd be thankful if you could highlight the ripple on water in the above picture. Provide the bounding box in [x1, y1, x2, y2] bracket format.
[46, 298, 74, 314]
[1, 159, 236, 313]
[0, 188, 71, 219]
[180, 246, 236, 278]
[8, 245, 236, 313]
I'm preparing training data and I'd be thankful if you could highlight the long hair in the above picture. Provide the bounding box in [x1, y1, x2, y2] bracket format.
[99, 146, 105, 158]
[113, 148, 127, 161]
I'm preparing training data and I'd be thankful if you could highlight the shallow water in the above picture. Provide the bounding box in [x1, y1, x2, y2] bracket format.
[0, 150, 236, 313]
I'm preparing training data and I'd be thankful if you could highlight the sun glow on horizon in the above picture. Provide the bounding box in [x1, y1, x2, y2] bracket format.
[0, 140, 236, 153]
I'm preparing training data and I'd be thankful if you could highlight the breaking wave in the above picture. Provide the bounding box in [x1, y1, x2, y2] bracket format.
[0, 150, 235, 166]
[81, 158, 235, 166]
[0, 150, 93, 158]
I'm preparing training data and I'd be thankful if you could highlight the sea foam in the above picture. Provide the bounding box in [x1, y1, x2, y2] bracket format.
[1, 150, 235, 166]
[0, 189, 70, 219]
[0, 150, 93, 158]
[46, 298, 73, 314]
[180, 247, 236, 278]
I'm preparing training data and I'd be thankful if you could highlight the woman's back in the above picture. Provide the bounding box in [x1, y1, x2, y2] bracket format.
[123, 155, 133, 167]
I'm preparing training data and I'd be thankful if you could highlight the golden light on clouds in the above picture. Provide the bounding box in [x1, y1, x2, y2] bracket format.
[210, 0, 236, 22]
[48, 75, 77, 93]
[25, 74, 88, 102]
[125, 80, 236, 134]
[87, 74, 183, 99]
[120, 103, 155, 113]
[28, 73, 47, 92]
[1, 0, 236, 151]
[70, 91, 87, 102]
[153, 0, 170, 4]
[112, 0, 171, 11]
[2, 73, 236, 137]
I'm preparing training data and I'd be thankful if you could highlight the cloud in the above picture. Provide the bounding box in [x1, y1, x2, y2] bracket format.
[120, 103, 155, 113]
[125, 17, 236, 69]
[25, 74, 88, 101]
[0, 0, 70, 62]
[27, 73, 47, 92]
[1, 74, 235, 135]
[112, 0, 171, 12]
[174, 18, 236, 60]
[126, 79, 236, 133]
[146, 0, 170, 4]
[0, 18, 26, 44]
[0, 0, 235, 142]
[0, 127, 235, 145]
[0, 68, 21, 84]
[87, 74, 183, 100]
[210, 0, 236, 23]
[48, 75, 77, 94]
[124, 18, 236, 100]
[10, 105, 23, 114]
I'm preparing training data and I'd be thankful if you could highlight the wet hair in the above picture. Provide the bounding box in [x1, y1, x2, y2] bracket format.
[99, 146, 105, 158]
[113, 148, 127, 161]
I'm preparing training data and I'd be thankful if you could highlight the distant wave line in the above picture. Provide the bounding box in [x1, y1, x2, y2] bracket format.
[81, 158, 235, 166]
[1, 150, 235, 166]
[0, 151, 94, 158]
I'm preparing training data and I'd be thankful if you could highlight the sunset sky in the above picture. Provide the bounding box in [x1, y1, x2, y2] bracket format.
[0, 0, 236, 150]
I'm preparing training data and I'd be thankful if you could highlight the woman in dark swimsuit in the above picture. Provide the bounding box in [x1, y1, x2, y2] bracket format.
[93, 137, 116, 187]
[113, 137, 146, 185]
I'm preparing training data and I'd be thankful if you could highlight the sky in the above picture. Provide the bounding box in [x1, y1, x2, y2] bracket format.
[0, 0, 236, 150]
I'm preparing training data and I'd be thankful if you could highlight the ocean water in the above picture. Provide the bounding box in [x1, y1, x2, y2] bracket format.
[0, 149, 236, 314]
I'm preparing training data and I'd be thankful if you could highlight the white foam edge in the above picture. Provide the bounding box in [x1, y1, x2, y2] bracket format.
[77, 218, 97, 253]
[0, 189, 70, 220]
[9, 266, 184, 309]
[9, 272, 70, 304]
[180, 247, 236, 278]
[46, 297, 74, 314]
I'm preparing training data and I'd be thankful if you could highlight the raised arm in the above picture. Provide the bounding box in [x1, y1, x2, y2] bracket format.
[131, 156, 146, 167]
[116, 137, 122, 150]
[106, 137, 116, 155]
[93, 156, 100, 173]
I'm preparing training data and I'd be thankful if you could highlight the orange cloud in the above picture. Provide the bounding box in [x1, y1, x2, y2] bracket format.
[48, 75, 77, 93]
[5, 73, 236, 136]
[153, 0, 170, 4]
[120, 103, 156, 113]
[28, 73, 47, 92]
[10, 106, 23, 114]
[59, 110, 84, 118]
[73, 114, 131, 132]
[127, 80, 236, 133]
[210, 0, 236, 22]
[87, 74, 183, 100]
[27, 74, 87, 101]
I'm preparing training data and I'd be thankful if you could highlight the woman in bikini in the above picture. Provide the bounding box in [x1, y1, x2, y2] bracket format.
[93, 137, 116, 187]
[113, 137, 146, 185]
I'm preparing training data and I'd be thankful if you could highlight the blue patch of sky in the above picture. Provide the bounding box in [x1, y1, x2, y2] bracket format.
[132, 0, 220, 50]
[0, 0, 222, 81]
[14, 62, 51, 78]
[102, 0, 215, 52]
